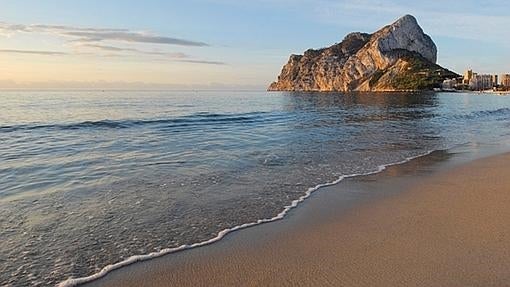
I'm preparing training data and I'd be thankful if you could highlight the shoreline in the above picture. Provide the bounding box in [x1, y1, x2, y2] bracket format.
[60, 150, 440, 286]
[441, 90, 510, 95]
[85, 145, 510, 287]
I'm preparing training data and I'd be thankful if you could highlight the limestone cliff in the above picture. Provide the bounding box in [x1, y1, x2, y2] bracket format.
[268, 15, 458, 92]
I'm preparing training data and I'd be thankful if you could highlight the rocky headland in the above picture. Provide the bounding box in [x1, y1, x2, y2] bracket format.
[268, 15, 458, 92]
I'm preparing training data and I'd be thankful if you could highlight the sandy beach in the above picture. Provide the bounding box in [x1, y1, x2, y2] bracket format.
[87, 151, 510, 287]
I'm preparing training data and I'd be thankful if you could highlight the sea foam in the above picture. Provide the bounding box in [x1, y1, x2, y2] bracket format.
[58, 150, 434, 287]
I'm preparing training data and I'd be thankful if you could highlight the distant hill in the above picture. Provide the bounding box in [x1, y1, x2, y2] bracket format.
[268, 15, 459, 92]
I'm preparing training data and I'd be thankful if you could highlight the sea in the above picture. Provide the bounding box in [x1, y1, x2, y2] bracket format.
[2, 90, 510, 286]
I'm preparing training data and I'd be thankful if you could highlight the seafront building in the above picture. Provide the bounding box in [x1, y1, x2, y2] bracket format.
[463, 69, 474, 85]
[442, 78, 457, 90]
[501, 74, 510, 87]
[461, 69, 504, 90]
[492, 75, 499, 86]
[469, 74, 493, 90]
[442, 69, 507, 91]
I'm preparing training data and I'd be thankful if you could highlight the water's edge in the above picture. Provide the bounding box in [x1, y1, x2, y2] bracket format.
[58, 149, 438, 287]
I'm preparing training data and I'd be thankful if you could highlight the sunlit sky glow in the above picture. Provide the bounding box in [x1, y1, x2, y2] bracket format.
[1, 0, 509, 89]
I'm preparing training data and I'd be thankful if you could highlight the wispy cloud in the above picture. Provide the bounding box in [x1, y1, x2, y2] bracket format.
[79, 44, 136, 52]
[66, 31, 208, 46]
[0, 22, 208, 47]
[0, 49, 68, 55]
[31, 24, 128, 33]
[79, 43, 189, 58]
[0, 21, 225, 65]
[0, 45, 226, 65]
[143, 51, 189, 58]
[178, 59, 226, 65]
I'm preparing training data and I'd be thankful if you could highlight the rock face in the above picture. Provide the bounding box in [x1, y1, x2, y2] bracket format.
[268, 15, 458, 92]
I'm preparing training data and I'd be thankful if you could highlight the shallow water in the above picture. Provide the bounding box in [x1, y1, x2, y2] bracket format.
[2, 90, 510, 286]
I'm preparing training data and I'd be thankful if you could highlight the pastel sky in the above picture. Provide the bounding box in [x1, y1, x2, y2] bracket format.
[1, 0, 509, 89]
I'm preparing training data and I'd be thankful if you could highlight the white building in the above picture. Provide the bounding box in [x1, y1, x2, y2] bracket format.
[442, 78, 457, 90]
[469, 74, 492, 90]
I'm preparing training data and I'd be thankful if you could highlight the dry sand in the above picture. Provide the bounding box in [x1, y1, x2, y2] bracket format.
[87, 152, 510, 287]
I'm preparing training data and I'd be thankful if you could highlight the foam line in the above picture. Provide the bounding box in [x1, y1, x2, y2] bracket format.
[57, 150, 435, 287]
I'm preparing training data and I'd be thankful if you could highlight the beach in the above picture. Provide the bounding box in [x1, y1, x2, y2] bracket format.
[85, 150, 510, 287]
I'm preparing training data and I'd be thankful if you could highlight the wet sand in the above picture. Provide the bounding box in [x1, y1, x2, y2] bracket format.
[86, 150, 510, 287]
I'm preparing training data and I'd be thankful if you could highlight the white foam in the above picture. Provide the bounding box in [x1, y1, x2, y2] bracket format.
[57, 150, 435, 287]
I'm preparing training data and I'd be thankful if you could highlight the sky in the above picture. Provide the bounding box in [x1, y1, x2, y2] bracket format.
[0, 0, 509, 89]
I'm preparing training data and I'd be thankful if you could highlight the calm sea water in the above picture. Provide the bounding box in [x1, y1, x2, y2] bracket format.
[2, 90, 510, 286]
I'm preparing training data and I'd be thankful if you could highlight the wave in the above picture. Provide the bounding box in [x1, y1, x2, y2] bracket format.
[57, 149, 436, 287]
[3, 108, 509, 134]
[460, 108, 510, 120]
[0, 112, 283, 133]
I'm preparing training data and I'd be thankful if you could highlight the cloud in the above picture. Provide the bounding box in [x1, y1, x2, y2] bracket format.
[80, 43, 189, 58]
[0, 49, 68, 55]
[0, 47, 224, 65]
[0, 22, 208, 47]
[65, 31, 208, 46]
[178, 59, 227, 65]
[0, 21, 225, 64]
[144, 51, 188, 58]
[80, 43, 138, 52]
[30, 24, 128, 33]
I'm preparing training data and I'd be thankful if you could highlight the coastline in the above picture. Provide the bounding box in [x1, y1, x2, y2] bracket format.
[60, 150, 440, 286]
[439, 90, 510, 95]
[84, 146, 510, 287]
